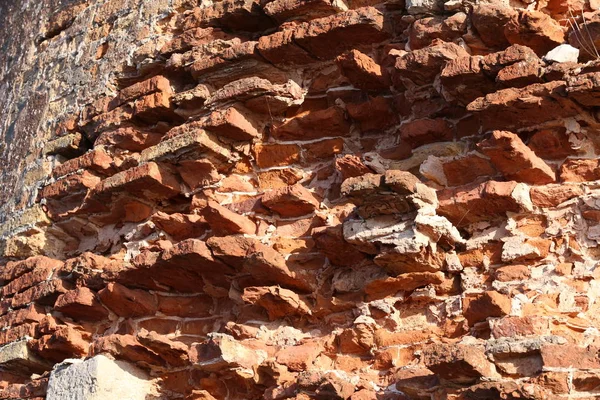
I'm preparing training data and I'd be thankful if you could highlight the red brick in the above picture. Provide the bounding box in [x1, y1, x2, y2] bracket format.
[28, 326, 89, 362]
[257, 7, 388, 62]
[478, 130, 555, 184]
[98, 283, 157, 318]
[137, 329, 189, 367]
[51, 148, 115, 179]
[0, 257, 63, 283]
[137, 318, 180, 335]
[463, 291, 512, 325]
[157, 294, 214, 318]
[1, 265, 55, 297]
[54, 287, 109, 321]
[201, 107, 259, 140]
[159, 239, 235, 277]
[12, 280, 70, 309]
[504, 10, 565, 56]
[201, 200, 256, 235]
[253, 143, 300, 168]
[95, 126, 163, 152]
[530, 183, 583, 207]
[39, 171, 101, 200]
[0, 323, 39, 346]
[261, 183, 320, 217]
[132, 91, 173, 122]
[394, 42, 469, 86]
[257, 29, 317, 65]
[93, 334, 165, 366]
[177, 160, 220, 190]
[206, 236, 306, 290]
[263, 0, 341, 24]
[540, 344, 600, 369]
[302, 138, 344, 163]
[398, 118, 454, 148]
[423, 343, 497, 384]
[242, 286, 311, 321]
[109, 75, 172, 111]
[559, 158, 600, 182]
[276, 341, 323, 372]
[346, 96, 398, 132]
[272, 107, 350, 141]
[336, 49, 388, 91]
[88, 162, 180, 204]
[0, 305, 46, 330]
[151, 212, 208, 241]
[437, 180, 522, 227]
[442, 154, 496, 187]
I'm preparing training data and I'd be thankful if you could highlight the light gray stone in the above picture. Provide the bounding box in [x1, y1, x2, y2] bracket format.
[47, 355, 157, 400]
[406, 0, 443, 14]
[0, 340, 51, 375]
[544, 44, 579, 63]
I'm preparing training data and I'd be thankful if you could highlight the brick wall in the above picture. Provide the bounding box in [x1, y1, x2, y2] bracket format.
[1, 0, 600, 399]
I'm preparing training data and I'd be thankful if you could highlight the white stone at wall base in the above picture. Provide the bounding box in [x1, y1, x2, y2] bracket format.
[46, 355, 156, 400]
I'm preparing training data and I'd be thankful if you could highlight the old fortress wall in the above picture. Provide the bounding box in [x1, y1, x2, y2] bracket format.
[1, 0, 600, 398]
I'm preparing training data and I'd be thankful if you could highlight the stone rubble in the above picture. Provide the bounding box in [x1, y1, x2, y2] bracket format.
[3, 0, 600, 399]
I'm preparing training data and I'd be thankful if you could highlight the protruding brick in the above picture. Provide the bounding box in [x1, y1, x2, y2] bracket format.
[109, 75, 172, 111]
[189, 333, 266, 372]
[95, 126, 163, 152]
[201, 107, 259, 140]
[54, 287, 109, 321]
[51, 148, 114, 179]
[201, 200, 256, 235]
[271, 107, 350, 141]
[503, 10, 565, 56]
[559, 158, 600, 182]
[7, 264, 57, 300]
[463, 290, 512, 325]
[206, 236, 305, 290]
[437, 181, 524, 227]
[89, 162, 180, 203]
[257, 7, 388, 63]
[253, 143, 300, 168]
[336, 50, 389, 91]
[98, 283, 157, 318]
[423, 343, 498, 384]
[478, 131, 555, 184]
[29, 326, 89, 363]
[136, 329, 189, 367]
[0, 257, 63, 285]
[242, 286, 311, 321]
[530, 183, 583, 207]
[12, 280, 70, 309]
[261, 184, 320, 217]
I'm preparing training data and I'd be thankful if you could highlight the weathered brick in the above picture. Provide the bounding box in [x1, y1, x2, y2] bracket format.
[253, 143, 301, 168]
[261, 184, 320, 217]
[2, 265, 55, 297]
[271, 107, 350, 141]
[201, 200, 256, 235]
[54, 287, 109, 321]
[12, 280, 70, 309]
[98, 283, 157, 318]
[88, 162, 180, 204]
[51, 148, 114, 179]
[200, 107, 259, 140]
[0, 257, 63, 284]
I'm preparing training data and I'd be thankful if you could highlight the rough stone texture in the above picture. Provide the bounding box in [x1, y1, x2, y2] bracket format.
[2, 0, 600, 399]
[46, 355, 156, 400]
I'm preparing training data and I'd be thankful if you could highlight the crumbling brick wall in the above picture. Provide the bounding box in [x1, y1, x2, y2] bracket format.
[2, 0, 600, 398]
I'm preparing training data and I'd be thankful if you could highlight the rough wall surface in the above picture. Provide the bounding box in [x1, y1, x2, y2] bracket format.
[2, 0, 600, 398]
